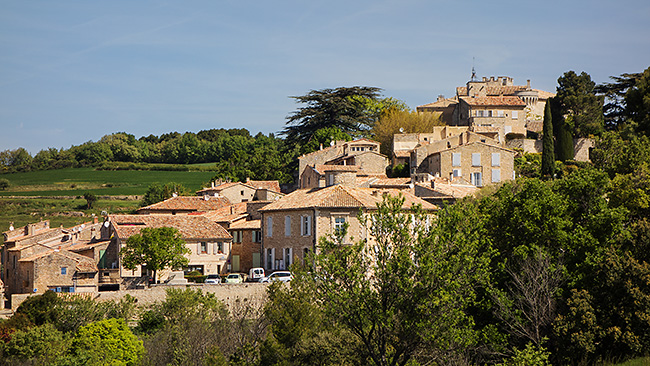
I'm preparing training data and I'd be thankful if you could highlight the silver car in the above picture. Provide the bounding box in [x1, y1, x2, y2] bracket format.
[259, 271, 293, 283]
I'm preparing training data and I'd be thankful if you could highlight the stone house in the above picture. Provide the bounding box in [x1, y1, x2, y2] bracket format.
[200, 201, 266, 274]
[108, 214, 233, 283]
[258, 185, 437, 272]
[196, 179, 284, 203]
[136, 195, 232, 215]
[17, 250, 98, 295]
[417, 76, 555, 138]
[298, 139, 385, 179]
[228, 219, 262, 273]
[2, 219, 107, 305]
[419, 142, 516, 187]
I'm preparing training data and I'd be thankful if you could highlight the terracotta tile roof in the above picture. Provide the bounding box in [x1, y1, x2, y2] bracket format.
[246, 180, 281, 193]
[393, 150, 412, 158]
[370, 178, 412, 188]
[534, 89, 556, 99]
[65, 239, 111, 253]
[314, 164, 360, 173]
[110, 214, 232, 240]
[460, 96, 526, 107]
[259, 185, 437, 212]
[19, 249, 98, 273]
[417, 96, 459, 109]
[229, 219, 261, 230]
[457, 85, 528, 96]
[137, 195, 232, 213]
[415, 182, 478, 199]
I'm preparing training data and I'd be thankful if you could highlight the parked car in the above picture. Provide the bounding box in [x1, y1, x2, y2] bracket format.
[224, 273, 245, 284]
[204, 274, 221, 284]
[248, 267, 265, 282]
[259, 271, 293, 283]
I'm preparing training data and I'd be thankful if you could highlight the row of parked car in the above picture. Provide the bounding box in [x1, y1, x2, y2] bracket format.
[204, 268, 293, 284]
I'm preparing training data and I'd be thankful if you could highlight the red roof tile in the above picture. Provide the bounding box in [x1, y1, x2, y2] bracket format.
[137, 196, 232, 213]
[259, 185, 437, 212]
[460, 96, 526, 107]
[110, 215, 232, 240]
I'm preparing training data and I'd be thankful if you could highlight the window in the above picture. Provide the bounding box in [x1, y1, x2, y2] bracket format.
[200, 242, 207, 254]
[471, 172, 483, 187]
[492, 169, 501, 183]
[511, 111, 518, 119]
[472, 153, 481, 167]
[232, 231, 243, 243]
[283, 248, 293, 268]
[266, 248, 275, 270]
[240, 190, 244, 195]
[252, 230, 262, 243]
[328, 173, 334, 186]
[217, 242, 223, 253]
[452, 169, 462, 177]
[334, 216, 346, 235]
[301, 215, 312, 236]
[285, 216, 291, 236]
[266, 217, 273, 237]
[498, 110, 504, 117]
[492, 153, 501, 167]
[505, 126, 512, 135]
[452, 153, 461, 167]
[61, 267, 67, 275]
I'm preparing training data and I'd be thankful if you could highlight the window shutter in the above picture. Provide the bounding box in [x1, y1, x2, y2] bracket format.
[492, 153, 500, 166]
[492, 169, 501, 183]
[472, 153, 481, 167]
[285, 216, 291, 236]
[452, 153, 461, 167]
[267, 217, 273, 237]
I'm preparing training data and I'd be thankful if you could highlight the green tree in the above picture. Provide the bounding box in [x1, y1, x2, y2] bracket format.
[555, 71, 605, 137]
[140, 182, 189, 207]
[0, 178, 9, 190]
[67, 318, 144, 366]
[83, 192, 97, 209]
[299, 126, 352, 155]
[372, 108, 443, 155]
[121, 227, 189, 284]
[282, 86, 382, 146]
[541, 100, 555, 178]
[624, 66, 650, 136]
[307, 195, 492, 365]
[0, 323, 68, 365]
[550, 96, 575, 162]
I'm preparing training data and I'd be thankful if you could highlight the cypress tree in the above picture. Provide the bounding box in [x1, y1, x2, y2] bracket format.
[541, 100, 555, 178]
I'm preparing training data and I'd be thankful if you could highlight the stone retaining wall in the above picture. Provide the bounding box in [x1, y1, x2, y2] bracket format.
[11, 283, 269, 310]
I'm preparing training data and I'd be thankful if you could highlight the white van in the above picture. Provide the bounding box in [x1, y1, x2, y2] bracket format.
[248, 267, 265, 282]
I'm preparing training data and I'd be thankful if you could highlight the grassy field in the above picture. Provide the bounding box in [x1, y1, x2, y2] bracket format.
[0, 167, 217, 197]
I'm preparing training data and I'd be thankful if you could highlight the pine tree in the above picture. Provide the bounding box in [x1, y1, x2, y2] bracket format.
[541, 100, 555, 178]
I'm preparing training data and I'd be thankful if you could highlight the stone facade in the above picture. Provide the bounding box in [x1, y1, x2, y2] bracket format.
[258, 185, 436, 272]
[426, 142, 516, 186]
[228, 220, 262, 273]
[298, 139, 383, 178]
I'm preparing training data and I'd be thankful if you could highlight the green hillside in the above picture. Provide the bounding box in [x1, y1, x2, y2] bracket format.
[0, 167, 216, 197]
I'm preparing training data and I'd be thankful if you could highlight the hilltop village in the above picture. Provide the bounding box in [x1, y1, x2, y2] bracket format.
[1, 74, 582, 304]
[1, 67, 649, 365]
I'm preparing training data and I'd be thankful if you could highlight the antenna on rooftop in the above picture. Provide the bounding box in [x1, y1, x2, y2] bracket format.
[471, 57, 477, 81]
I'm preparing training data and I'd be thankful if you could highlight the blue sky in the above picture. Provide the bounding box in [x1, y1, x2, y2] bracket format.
[1, 0, 649, 154]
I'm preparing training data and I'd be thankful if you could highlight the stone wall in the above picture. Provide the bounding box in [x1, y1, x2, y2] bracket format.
[11, 283, 269, 310]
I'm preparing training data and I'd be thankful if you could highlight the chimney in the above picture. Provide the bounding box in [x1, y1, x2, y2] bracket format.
[211, 181, 215, 188]
[437, 94, 445, 101]
[320, 143, 323, 150]
[527, 79, 531, 89]
[372, 190, 380, 197]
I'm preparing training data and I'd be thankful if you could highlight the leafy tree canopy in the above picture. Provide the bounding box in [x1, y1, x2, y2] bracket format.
[282, 86, 382, 146]
[371, 108, 443, 155]
[555, 71, 605, 137]
[141, 182, 190, 207]
[121, 227, 190, 283]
